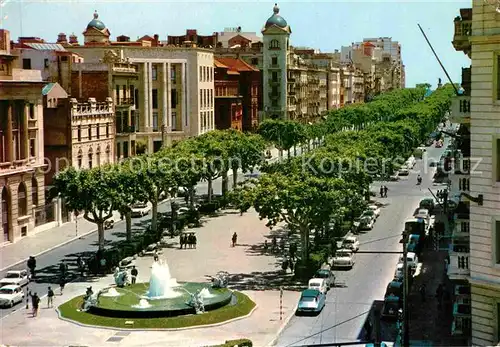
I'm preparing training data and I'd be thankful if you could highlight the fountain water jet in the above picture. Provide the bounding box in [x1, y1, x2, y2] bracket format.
[199, 288, 216, 298]
[147, 260, 181, 299]
[133, 298, 152, 309]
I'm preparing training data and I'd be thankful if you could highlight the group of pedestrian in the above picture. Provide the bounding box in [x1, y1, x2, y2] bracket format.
[379, 185, 389, 198]
[180, 233, 197, 249]
[281, 257, 295, 273]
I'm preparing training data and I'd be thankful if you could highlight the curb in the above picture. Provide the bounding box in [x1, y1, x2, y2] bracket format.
[267, 300, 298, 347]
[0, 216, 124, 273]
[55, 292, 257, 332]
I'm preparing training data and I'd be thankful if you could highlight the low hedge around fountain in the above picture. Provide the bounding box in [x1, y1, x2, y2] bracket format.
[58, 289, 256, 329]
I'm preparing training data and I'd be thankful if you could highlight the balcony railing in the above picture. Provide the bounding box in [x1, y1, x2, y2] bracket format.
[447, 251, 470, 280]
[451, 95, 470, 124]
[116, 98, 135, 106]
[453, 17, 472, 54]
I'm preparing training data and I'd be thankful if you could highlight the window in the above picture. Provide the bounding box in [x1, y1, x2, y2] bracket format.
[152, 111, 159, 132]
[199, 66, 202, 82]
[131, 140, 136, 155]
[251, 58, 258, 65]
[106, 145, 111, 162]
[29, 104, 34, 119]
[210, 89, 213, 107]
[89, 148, 94, 169]
[497, 55, 500, 100]
[77, 150, 83, 168]
[96, 147, 101, 166]
[152, 89, 158, 109]
[496, 220, 500, 264]
[496, 139, 500, 182]
[171, 90, 177, 108]
[200, 91, 203, 108]
[171, 67, 176, 82]
[123, 142, 129, 159]
[134, 89, 139, 108]
[44, 58, 49, 68]
[116, 143, 121, 160]
[272, 57, 278, 66]
[29, 138, 36, 158]
[171, 111, 177, 130]
[61, 56, 68, 62]
[106, 123, 110, 138]
[115, 85, 120, 104]
[130, 86, 135, 104]
[152, 65, 158, 80]
[22, 59, 31, 70]
[77, 125, 81, 141]
[88, 125, 92, 140]
[272, 71, 278, 82]
[18, 183, 27, 216]
[31, 177, 38, 207]
[270, 39, 280, 49]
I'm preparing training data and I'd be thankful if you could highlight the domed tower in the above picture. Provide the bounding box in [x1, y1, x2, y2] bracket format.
[82, 10, 111, 45]
[261, 3, 291, 120]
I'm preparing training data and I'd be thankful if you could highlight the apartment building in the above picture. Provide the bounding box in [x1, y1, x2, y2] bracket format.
[452, 3, 500, 345]
[66, 11, 215, 152]
[0, 29, 51, 243]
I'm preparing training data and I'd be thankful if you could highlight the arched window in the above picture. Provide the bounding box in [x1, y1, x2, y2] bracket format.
[18, 183, 27, 216]
[269, 39, 280, 49]
[96, 146, 101, 166]
[88, 147, 93, 169]
[2, 187, 10, 242]
[106, 145, 111, 163]
[31, 177, 38, 207]
[77, 149, 83, 169]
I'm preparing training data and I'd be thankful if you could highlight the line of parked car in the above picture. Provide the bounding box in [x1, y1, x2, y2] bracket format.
[380, 197, 436, 319]
[0, 270, 29, 308]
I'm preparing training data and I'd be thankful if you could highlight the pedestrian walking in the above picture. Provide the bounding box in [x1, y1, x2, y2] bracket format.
[27, 256, 36, 280]
[271, 236, 277, 252]
[232, 232, 238, 247]
[419, 284, 426, 302]
[383, 185, 388, 198]
[379, 186, 384, 198]
[289, 259, 294, 273]
[281, 258, 289, 273]
[263, 239, 269, 251]
[100, 257, 107, 275]
[289, 242, 297, 259]
[180, 234, 185, 249]
[59, 277, 66, 295]
[47, 286, 54, 308]
[153, 250, 159, 262]
[193, 234, 197, 249]
[30, 292, 40, 317]
[436, 283, 444, 309]
[131, 266, 138, 284]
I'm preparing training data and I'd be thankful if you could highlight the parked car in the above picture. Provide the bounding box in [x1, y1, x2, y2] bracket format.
[356, 216, 375, 231]
[406, 155, 416, 169]
[419, 198, 436, 215]
[384, 281, 403, 299]
[406, 235, 421, 255]
[296, 289, 326, 314]
[414, 208, 430, 223]
[0, 270, 29, 287]
[361, 210, 377, 221]
[0, 285, 25, 307]
[342, 236, 360, 252]
[381, 294, 401, 319]
[313, 268, 335, 289]
[398, 165, 410, 176]
[394, 263, 413, 283]
[398, 252, 419, 271]
[130, 202, 151, 217]
[332, 249, 355, 269]
[367, 205, 381, 219]
[308, 278, 328, 294]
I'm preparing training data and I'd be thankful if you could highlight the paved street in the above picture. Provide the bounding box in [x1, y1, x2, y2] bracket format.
[274, 141, 450, 346]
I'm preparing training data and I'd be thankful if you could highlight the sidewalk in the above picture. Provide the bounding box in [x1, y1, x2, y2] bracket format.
[0, 147, 287, 271]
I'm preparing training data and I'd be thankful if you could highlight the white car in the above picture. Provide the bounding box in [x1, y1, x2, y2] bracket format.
[398, 165, 410, 176]
[367, 205, 381, 219]
[355, 216, 375, 231]
[0, 285, 25, 307]
[414, 208, 430, 223]
[406, 155, 416, 169]
[0, 270, 29, 287]
[130, 202, 151, 217]
[398, 252, 419, 270]
[342, 236, 360, 252]
[332, 249, 354, 269]
[308, 278, 328, 294]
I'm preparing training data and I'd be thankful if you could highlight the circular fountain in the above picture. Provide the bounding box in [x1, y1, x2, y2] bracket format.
[89, 260, 233, 318]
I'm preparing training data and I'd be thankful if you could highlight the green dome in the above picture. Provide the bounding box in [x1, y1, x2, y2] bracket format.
[265, 4, 288, 29]
[87, 11, 106, 31]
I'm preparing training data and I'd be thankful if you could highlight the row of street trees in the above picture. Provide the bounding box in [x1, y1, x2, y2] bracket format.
[232, 85, 455, 274]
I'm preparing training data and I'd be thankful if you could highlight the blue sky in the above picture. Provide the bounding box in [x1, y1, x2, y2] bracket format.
[1, 0, 471, 87]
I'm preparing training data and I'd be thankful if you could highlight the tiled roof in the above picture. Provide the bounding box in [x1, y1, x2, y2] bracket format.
[42, 83, 56, 96]
[214, 60, 228, 69]
[24, 43, 66, 51]
[215, 57, 259, 72]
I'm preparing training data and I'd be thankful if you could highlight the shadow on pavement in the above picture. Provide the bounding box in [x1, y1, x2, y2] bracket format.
[356, 300, 398, 343]
[228, 270, 304, 291]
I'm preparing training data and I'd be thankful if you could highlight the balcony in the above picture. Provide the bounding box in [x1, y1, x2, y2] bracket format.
[269, 78, 281, 86]
[451, 301, 471, 336]
[453, 9, 472, 55]
[116, 98, 135, 107]
[112, 63, 138, 74]
[288, 77, 296, 83]
[450, 96, 470, 124]
[448, 244, 470, 280]
[451, 219, 469, 240]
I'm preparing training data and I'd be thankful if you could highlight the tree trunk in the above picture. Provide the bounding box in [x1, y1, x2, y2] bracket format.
[287, 148, 291, 158]
[299, 226, 309, 265]
[222, 170, 229, 196]
[126, 211, 132, 242]
[278, 149, 283, 160]
[293, 145, 297, 156]
[151, 200, 158, 236]
[97, 222, 105, 251]
[232, 167, 238, 189]
[208, 178, 213, 203]
[189, 187, 195, 208]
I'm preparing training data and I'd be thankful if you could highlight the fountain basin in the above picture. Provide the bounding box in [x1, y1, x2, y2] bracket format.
[89, 282, 232, 318]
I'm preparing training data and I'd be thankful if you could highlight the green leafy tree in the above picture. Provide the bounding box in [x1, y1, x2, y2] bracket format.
[53, 166, 123, 251]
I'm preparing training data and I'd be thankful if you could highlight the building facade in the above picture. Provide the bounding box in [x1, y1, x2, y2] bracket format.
[0, 29, 50, 243]
[66, 12, 215, 152]
[214, 59, 243, 130]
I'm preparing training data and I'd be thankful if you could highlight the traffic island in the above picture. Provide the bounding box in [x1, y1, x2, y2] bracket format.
[57, 290, 256, 330]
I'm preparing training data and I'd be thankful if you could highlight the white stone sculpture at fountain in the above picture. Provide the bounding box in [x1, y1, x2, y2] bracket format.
[101, 287, 121, 297]
[147, 260, 180, 299]
[199, 288, 216, 298]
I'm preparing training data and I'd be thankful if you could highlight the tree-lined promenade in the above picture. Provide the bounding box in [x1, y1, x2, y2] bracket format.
[53, 85, 454, 275]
